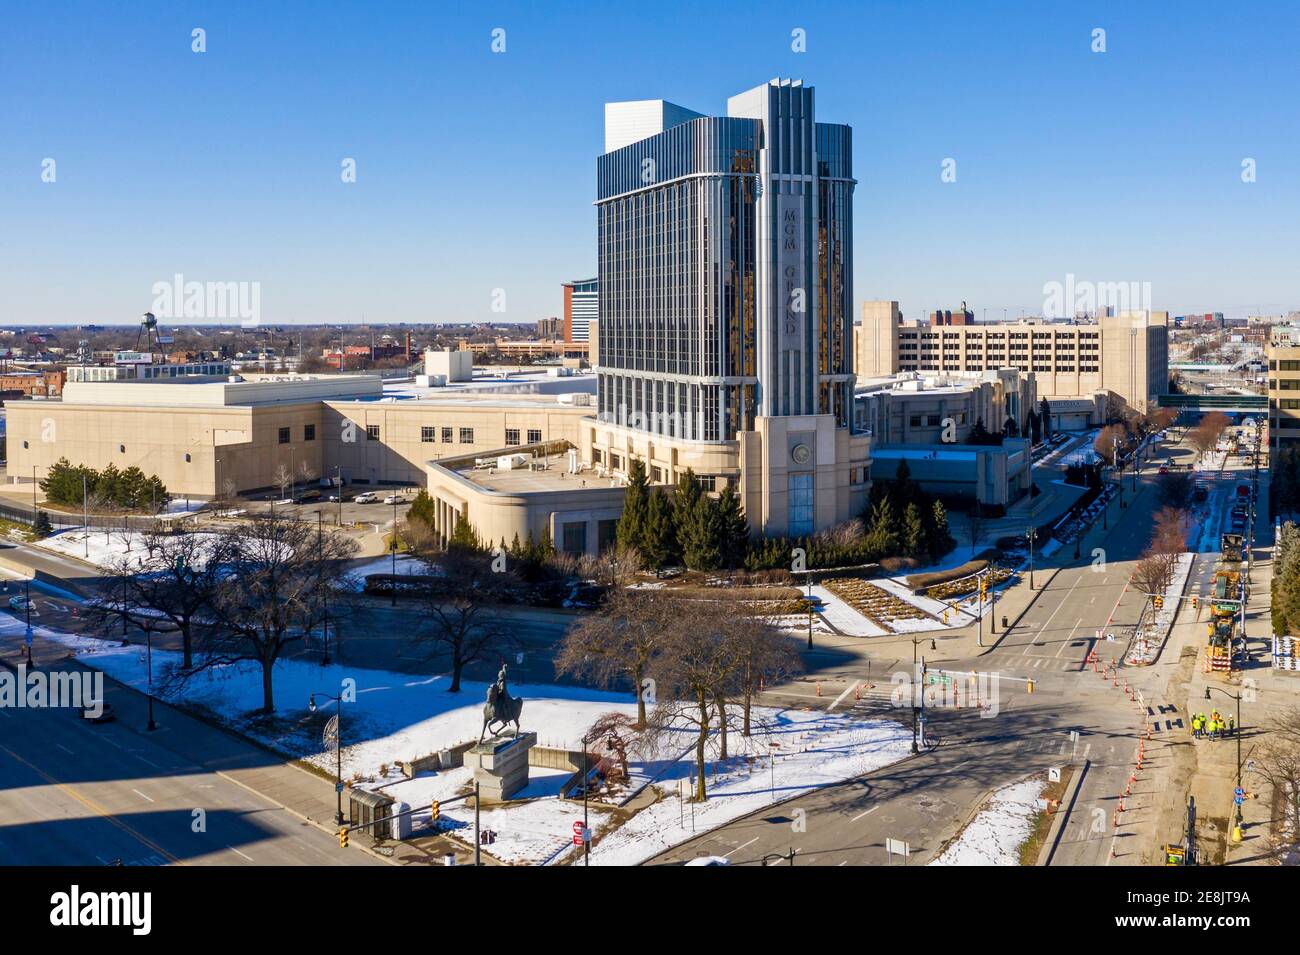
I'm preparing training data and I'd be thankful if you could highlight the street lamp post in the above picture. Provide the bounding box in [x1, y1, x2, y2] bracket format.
[145, 626, 157, 731]
[24, 578, 33, 666]
[308, 691, 346, 825]
[806, 567, 814, 650]
[910, 637, 936, 754]
[315, 514, 332, 665]
[1205, 686, 1244, 833]
[1026, 526, 1035, 591]
[390, 495, 399, 607]
[1114, 435, 1124, 510]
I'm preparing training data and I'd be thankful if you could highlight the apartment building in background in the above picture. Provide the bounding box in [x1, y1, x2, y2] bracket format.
[562, 278, 598, 343]
[856, 305, 1169, 413]
[1268, 328, 1300, 450]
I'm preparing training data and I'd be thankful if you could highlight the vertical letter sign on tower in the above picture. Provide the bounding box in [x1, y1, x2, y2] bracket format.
[777, 194, 804, 352]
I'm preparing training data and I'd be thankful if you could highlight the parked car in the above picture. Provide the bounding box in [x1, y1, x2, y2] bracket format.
[382, 494, 401, 506]
[79, 702, 115, 724]
[1157, 465, 1169, 475]
[353, 492, 377, 504]
[8, 595, 31, 613]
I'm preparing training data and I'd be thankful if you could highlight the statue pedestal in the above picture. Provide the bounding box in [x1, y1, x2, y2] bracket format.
[465, 731, 537, 802]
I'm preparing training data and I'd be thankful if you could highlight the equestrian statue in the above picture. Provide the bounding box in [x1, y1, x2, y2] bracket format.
[479, 663, 524, 742]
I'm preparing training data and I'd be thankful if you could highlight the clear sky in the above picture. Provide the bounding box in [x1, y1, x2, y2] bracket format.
[3, 0, 1298, 326]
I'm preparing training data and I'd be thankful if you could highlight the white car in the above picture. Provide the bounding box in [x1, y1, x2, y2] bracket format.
[383, 495, 401, 506]
[353, 492, 377, 504]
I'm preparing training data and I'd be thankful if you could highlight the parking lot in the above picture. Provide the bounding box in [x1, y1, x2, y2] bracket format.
[233, 487, 416, 528]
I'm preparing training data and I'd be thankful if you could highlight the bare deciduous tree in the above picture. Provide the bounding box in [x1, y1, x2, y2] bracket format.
[405, 554, 518, 693]
[557, 586, 672, 727]
[164, 513, 358, 712]
[100, 530, 234, 669]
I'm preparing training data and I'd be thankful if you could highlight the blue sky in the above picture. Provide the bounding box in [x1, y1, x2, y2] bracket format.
[3, 0, 1298, 326]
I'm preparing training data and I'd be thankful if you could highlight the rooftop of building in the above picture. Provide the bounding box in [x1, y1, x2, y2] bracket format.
[855, 369, 1022, 397]
[435, 449, 619, 495]
[54, 373, 384, 408]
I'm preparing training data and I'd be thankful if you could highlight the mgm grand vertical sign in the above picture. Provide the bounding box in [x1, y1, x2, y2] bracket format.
[777, 194, 805, 353]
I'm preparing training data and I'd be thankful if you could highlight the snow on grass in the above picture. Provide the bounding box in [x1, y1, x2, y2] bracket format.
[34, 624, 637, 777]
[586, 710, 911, 866]
[21, 615, 909, 867]
[34, 528, 220, 570]
[344, 553, 433, 590]
[930, 776, 1047, 866]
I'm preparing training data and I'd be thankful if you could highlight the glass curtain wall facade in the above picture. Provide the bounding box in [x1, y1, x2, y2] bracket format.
[595, 80, 855, 447]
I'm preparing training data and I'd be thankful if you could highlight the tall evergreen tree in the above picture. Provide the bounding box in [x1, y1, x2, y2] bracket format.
[968, 417, 992, 445]
[616, 460, 651, 560]
[1039, 397, 1053, 439]
[641, 489, 677, 571]
[929, 499, 951, 558]
[903, 502, 925, 558]
[715, 483, 750, 568]
[447, 512, 484, 555]
[866, 498, 900, 556]
[682, 495, 725, 571]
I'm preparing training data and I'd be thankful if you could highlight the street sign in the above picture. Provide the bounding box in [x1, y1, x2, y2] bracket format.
[1049, 767, 1061, 783]
[335, 782, 344, 794]
[885, 837, 909, 858]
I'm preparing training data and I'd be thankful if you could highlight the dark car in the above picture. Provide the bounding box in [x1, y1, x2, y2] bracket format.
[79, 702, 115, 724]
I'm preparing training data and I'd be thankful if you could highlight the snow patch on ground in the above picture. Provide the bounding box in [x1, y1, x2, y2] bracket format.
[23, 616, 909, 867]
[930, 776, 1047, 866]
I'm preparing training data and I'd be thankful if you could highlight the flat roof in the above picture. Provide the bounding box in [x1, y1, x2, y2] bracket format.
[451, 453, 617, 493]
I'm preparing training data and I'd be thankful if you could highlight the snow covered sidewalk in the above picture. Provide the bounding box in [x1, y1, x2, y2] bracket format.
[810, 585, 888, 636]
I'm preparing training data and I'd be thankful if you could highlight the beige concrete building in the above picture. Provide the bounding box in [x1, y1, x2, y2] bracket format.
[1268, 331, 1300, 451]
[424, 450, 625, 556]
[854, 301, 900, 379]
[854, 369, 1037, 445]
[6, 374, 595, 499]
[857, 305, 1169, 413]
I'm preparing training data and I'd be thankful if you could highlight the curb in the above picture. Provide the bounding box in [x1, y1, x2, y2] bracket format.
[1038, 758, 1090, 866]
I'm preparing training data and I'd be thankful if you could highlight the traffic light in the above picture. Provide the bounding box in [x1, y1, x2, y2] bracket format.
[1154, 596, 1164, 610]
[431, 800, 440, 822]
[338, 826, 349, 849]
[1191, 596, 1199, 610]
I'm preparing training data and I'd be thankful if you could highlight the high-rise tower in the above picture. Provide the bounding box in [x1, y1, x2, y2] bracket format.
[583, 80, 870, 536]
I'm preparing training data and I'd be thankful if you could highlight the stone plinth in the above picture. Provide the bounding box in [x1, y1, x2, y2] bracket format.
[464, 731, 537, 802]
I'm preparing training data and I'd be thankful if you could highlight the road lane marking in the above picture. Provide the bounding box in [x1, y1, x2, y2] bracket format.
[724, 836, 759, 858]
[132, 788, 155, 803]
[851, 805, 879, 822]
[227, 845, 255, 862]
[0, 742, 182, 865]
[1023, 574, 1080, 655]
[1056, 619, 1084, 658]
[827, 681, 860, 712]
[55, 744, 74, 755]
